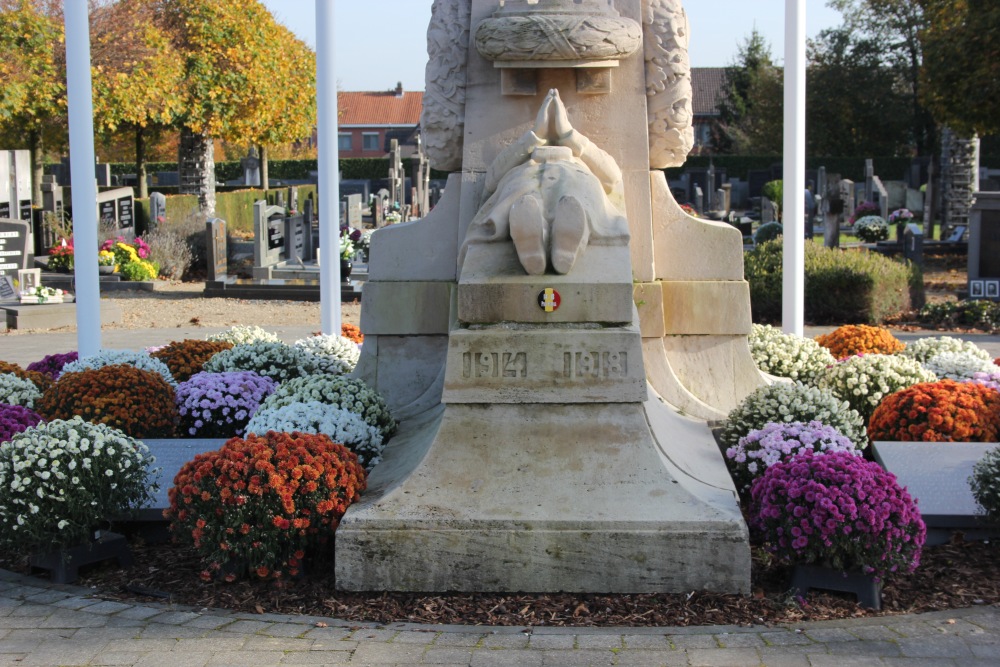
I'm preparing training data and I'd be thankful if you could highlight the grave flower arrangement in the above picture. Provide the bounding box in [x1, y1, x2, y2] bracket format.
[175, 371, 277, 438]
[0, 404, 42, 443]
[814, 324, 905, 360]
[719, 382, 868, 450]
[36, 365, 178, 439]
[46, 239, 74, 271]
[868, 379, 1000, 442]
[202, 342, 323, 383]
[293, 334, 360, 375]
[25, 285, 64, 304]
[816, 353, 937, 420]
[165, 431, 366, 582]
[750, 450, 926, 579]
[339, 231, 354, 261]
[97, 250, 116, 268]
[247, 401, 384, 469]
[63, 350, 177, 387]
[853, 215, 890, 243]
[888, 208, 915, 226]
[748, 324, 836, 384]
[970, 446, 1000, 524]
[725, 420, 860, 495]
[151, 339, 234, 383]
[206, 325, 280, 346]
[102, 237, 157, 280]
[259, 374, 396, 439]
[26, 352, 78, 380]
[849, 200, 880, 225]
[0, 417, 157, 552]
[0, 373, 42, 409]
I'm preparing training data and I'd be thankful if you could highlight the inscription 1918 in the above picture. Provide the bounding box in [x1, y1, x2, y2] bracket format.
[463, 351, 528, 378]
[563, 351, 627, 379]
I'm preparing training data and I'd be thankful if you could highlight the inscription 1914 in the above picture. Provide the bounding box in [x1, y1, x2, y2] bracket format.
[563, 351, 627, 379]
[463, 351, 528, 378]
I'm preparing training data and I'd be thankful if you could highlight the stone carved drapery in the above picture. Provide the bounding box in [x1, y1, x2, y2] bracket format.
[474, 0, 642, 64]
[422, 0, 471, 172]
[643, 0, 694, 168]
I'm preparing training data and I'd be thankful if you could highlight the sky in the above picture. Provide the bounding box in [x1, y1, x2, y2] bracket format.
[261, 0, 846, 92]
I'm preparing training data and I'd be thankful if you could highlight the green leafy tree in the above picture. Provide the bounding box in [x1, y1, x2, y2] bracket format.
[90, 1, 185, 199]
[156, 0, 316, 212]
[713, 29, 783, 155]
[0, 0, 65, 207]
[828, 0, 934, 155]
[917, 0, 1000, 137]
[806, 27, 913, 156]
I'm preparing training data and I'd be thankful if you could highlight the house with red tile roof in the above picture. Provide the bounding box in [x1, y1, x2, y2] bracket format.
[337, 83, 423, 158]
[691, 67, 726, 155]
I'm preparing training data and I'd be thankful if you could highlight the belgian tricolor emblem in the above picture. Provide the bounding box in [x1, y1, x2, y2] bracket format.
[538, 288, 561, 312]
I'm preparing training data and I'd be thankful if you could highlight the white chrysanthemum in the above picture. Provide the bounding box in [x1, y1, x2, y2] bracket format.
[246, 401, 383, 469]
[293, 334, 360, 375]
[259, 374, 396, 438]
[720, 382, 868, 450]
[62, 350, 176, 387]
[203, 342, 322, 382]
[854, 215, 889, 242]
[901, 336, 993, 363]
[0, 417, 157, 551]
[749, 324, 836, 384]
[206, 325, 281, 346]
[0, 373, 42, 409]
[922, 351, 998, 381]
[817, 354, 936, 419]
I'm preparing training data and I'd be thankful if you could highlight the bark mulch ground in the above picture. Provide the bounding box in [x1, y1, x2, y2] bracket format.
[3, 532, 998, 628]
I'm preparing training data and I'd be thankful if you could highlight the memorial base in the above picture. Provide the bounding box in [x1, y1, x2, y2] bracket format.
[335, 398, 750, 594]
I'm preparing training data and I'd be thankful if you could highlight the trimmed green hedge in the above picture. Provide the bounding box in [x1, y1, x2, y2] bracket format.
[98, 158, 450, 183]
[746, 239, 918, 325]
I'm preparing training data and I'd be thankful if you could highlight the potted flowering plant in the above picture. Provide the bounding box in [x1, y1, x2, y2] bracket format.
[0, 404, 42, 443]
[849, 200, 880, 225]
[853, 215, 890, 243]
[46, 239, 74, 272]
[725, 420, 859, 496]
[888, 208, 915, 240]
[97, 250, 116, 274]
[247, 401, 385, 469]
[175, 371, 278, 437]
[751, 450, 925, 605]
[339, 229, 355, 280]
[165, 431, 367, 581]
[814, 324, 904, 359]
[0, 417, 157, 582]
[868, 379, 1000, 442]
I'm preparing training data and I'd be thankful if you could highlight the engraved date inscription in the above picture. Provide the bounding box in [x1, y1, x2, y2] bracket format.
[462, 351, 528, 378]
[563, 351, 627, 378]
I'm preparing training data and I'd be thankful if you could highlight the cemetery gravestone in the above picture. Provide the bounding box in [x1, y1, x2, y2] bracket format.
[96, 188, 135, 240]
[0, 219, 30, 281]
[206, 218, 227, 282]
[149, 192, 166, 228]
[967, 192, 1000, 300]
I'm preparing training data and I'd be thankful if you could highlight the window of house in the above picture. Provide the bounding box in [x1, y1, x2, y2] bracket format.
[362, 133, 380, 151]
[338, 133, 352, 151]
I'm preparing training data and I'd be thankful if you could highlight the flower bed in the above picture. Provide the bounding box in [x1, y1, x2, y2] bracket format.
[814, 325, 905, 360]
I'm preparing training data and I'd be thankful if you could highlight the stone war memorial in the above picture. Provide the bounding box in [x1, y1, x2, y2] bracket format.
[337, 0, 768, 594]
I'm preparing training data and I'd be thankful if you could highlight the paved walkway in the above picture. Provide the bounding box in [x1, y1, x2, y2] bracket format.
[0, 569, 998, 667]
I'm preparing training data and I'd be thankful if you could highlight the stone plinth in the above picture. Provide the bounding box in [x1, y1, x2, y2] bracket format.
[335, 399, 749, 593]
[458, 243, 634, 325]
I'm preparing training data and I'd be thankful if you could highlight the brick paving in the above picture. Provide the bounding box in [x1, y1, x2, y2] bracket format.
[0, 570, 997, 666]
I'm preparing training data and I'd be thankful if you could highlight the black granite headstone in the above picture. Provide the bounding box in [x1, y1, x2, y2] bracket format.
[0, 219, 29, 278]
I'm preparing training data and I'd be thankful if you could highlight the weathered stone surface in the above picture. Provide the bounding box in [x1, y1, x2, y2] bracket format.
[659, 334, 768, 415]
[650, 172, 744, 282]
[458, 243, 634, 324]
[352, 334, 448, 420]
[336, 400, 749, 594]
[633, 282, 665, 339]
[360, 282, 454, 335]
[641, 337, 728, 422]
[442, 323, 647, 404]
[660, 281, 752, 335]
